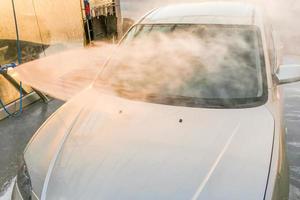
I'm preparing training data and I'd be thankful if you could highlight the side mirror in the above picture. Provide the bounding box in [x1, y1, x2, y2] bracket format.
[275, 64, 300, 85]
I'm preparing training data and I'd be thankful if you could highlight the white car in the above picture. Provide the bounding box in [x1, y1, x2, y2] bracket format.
[13, 2, 300, 200]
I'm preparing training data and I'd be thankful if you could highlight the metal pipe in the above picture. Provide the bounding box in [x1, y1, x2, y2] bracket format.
[2, 73, 28, 95]
[79, 0, 87, 45]
[32, 0, 46, 57]
[114, 0, 123, 39]
[11, 0, 22, 64]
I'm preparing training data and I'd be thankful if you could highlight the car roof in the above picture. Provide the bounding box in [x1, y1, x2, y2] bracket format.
[140, 2, 264, 27]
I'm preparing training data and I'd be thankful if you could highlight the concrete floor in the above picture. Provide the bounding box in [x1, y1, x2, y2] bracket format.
[284, 83, 300, 200]
[0, 99, 63, 196]
[0, 84, 299, 199]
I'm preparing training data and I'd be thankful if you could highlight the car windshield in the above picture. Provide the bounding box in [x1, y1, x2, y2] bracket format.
[95, 24, 268, 108]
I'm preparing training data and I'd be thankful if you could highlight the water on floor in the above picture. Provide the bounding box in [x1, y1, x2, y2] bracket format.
[284, 83, 300, 200]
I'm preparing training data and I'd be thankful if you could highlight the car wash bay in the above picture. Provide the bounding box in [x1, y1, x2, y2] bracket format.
[1, 0, 300, 200]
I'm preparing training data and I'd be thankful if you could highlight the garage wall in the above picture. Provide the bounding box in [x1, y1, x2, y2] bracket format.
[0, 0, 84, 64]
[0, 0, 85, 106]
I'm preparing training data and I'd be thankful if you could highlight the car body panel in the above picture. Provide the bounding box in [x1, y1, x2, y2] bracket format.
[264, 87, 290, 200]
[24, 89, 275, 200]
[24, 103, 83, 197]
[142, 2, 259, 25]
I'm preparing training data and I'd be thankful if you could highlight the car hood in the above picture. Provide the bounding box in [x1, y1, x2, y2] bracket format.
[25, 88, 274, 200]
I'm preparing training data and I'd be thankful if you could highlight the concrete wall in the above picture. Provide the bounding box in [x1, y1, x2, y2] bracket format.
[0, 0, 84, 45]
[0, 0, 85, 105]
[0, 0, 84, 66]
